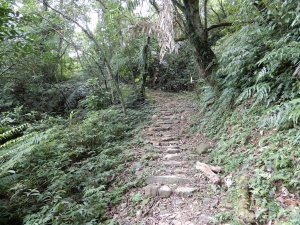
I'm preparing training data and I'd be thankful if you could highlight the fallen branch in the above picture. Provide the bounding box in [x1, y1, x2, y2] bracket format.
[196, 162, 221, 184]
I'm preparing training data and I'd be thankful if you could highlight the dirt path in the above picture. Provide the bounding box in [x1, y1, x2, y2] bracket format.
[112, 91, 225, 225]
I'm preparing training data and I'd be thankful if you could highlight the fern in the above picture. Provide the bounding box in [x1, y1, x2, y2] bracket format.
[0, 123, 28, 146]
[261, 98, 300, 129]
[0, 129, 51, 176]
[236, 83, 271, 105]
[0, 173, 21, 191]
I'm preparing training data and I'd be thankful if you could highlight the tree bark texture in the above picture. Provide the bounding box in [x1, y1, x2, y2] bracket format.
[182, 0, 216, 89]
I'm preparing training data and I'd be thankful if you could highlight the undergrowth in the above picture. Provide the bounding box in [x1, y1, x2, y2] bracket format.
[0, 105, 152, 225]
[192, 91, 300, 224]
[191, 1, 300, 222]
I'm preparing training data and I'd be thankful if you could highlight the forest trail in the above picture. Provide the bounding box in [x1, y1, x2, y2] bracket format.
[113, 91, 226, 225]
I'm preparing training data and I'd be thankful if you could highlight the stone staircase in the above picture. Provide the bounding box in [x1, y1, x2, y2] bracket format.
[113, 92, 222, 225]
[143, 108, 199, 199]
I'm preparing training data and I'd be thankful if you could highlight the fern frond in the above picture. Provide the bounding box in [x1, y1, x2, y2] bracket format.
[0, 173, 21, 186]
[0, 129, 52, 176]
[0, 124, 28, 146]
[261, 98, 300, 129]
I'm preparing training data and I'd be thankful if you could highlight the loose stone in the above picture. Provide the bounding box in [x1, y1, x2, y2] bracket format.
[158, 185, 172, 197]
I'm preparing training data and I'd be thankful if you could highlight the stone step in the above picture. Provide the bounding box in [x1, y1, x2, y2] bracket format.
[159, 141, 180, 146]
[157, 168, 188, 175]
[148, 141, 180, 148]
[155, 122, 173, 126]
[161, 137, 177, 142]
[163, 154, 182, 160]
[146, 175, 191, 185]
[158, 116, 174, 120]
[166, 148, 181, 154]
[152, 123, 172, 127]
[161, 160, 185, 166]
[164, 144, 180, 149]
[149, 126, 171, 132]
[166, 145, 180, 149]
[158, 185, 172, 197]
[174, 187, 198, 197]
[160, 113, 173, 116]
[145, 184, 196, 198]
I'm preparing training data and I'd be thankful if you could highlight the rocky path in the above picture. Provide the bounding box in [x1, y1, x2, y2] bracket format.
[113, 91, 226, 225]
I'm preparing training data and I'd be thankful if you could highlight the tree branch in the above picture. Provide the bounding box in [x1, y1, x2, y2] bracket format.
[40, 0, 127, 115]
[0, 62, 17, 77]
[204, 0, 208, 39]
[207, 22, 232, 31]
[95, 0, 107, 10]
[210, 7, 221, 23]
[171, 0, 185, 12]
[149, 0, 160, 13]
[217, 0, 227, 18]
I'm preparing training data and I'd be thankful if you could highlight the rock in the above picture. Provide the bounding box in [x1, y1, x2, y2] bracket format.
[174, 187, 197, 197]
[136, 210, 142, 218]
[198, 214, 213, 224]
[146, 175, 191, 185]
[195, 143, 211, 155]
[158, 185, 172, 197]
[144, 184, 160, 197]
[163, 154, 181, 160]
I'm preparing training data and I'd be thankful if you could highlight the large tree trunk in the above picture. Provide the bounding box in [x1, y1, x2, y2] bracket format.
[140, 36, 150, 99]
[182, 0, 217, 92]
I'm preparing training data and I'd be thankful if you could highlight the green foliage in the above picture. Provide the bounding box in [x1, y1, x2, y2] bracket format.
[80, 78, 112, 110]
[212, 211, 237, 224]
[0, 104, 151, 224]
[194, 97, 300, 223]
[157, 43, 197, 92]
[0, 0, 20, 41]
[0, 124, 28, 145]
[262, 98, 300, 131]
[213, 0, 300, 110]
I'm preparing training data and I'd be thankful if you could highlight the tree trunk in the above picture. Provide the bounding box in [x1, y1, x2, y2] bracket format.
[182, 0, 218, 92]
[131, 66, 137, 91]
[140, 36, 150, 99]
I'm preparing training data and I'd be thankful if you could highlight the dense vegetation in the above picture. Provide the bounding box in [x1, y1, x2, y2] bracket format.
[1, 0, 300, 224]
